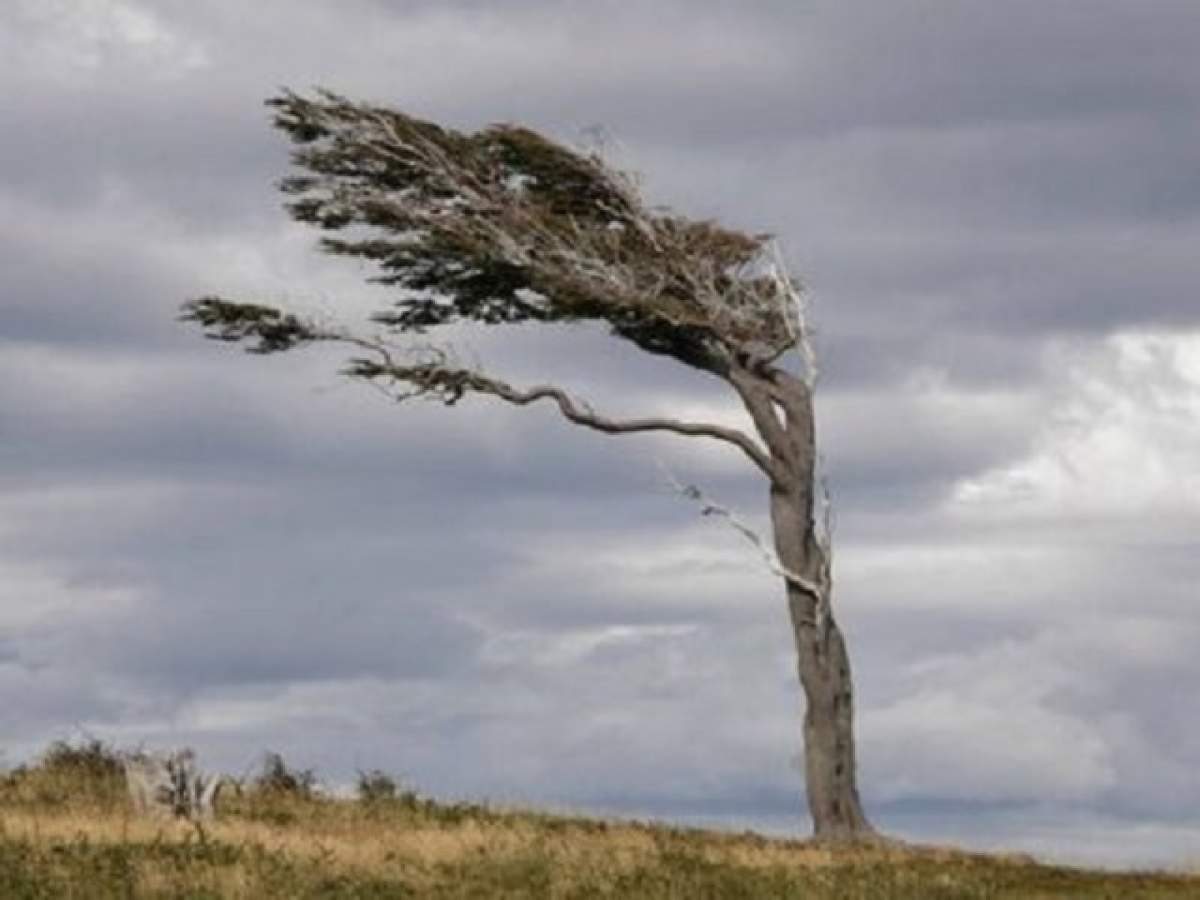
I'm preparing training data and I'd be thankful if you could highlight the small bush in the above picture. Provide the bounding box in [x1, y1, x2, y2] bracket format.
[356, 769, 397, 803]
[253, 752, 317, 798]
[0, 739, 125, 808]
[41, 739, 124, 781]
[355, 769, 431, 817]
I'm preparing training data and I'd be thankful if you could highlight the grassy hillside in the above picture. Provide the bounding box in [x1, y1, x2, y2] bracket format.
[1, 741, 1196, 898]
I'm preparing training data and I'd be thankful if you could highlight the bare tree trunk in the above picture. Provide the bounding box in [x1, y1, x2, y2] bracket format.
[771, 485, 875, 841]
[727, 364, 875, 840]
[789, 592, 874, 840]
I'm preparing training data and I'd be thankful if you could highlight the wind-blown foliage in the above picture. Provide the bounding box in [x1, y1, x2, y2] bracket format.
[185, 89, 806, 376]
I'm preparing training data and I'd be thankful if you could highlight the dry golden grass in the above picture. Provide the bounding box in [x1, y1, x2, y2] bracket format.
[0, 802, 807, 880]
[5, 799, 1197, 899]
[3, 743, 1198, 898]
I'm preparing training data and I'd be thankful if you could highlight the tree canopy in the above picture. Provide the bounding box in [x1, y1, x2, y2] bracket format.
[184, 90, 809, 382]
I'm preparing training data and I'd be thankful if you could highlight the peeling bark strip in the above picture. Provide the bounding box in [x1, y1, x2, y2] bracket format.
[180, 89, 877, 839]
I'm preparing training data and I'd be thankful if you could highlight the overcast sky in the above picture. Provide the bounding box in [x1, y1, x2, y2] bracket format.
[3, 0, 1199, 869]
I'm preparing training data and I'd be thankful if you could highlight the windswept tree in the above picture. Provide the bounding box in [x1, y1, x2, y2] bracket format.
[183, 90, 875, 841]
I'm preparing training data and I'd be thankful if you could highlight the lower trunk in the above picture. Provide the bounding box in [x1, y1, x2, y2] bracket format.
[770, 486, 875, 841]
[787, 590, 875, 841]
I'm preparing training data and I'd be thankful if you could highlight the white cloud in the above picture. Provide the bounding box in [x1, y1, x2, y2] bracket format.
[859, 605, 1200, 813]
[865, 686, 1115, 804]
[0, 559, 141, 632]
[479, 623, 701, 669]
[6, 0, 209, 80]
[954, 331, 1200, 517]
[512, 523, 778, 613]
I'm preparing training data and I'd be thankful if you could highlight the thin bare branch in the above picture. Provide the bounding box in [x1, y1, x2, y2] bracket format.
[333, 332, 775, 476]
[657, 464, 826, 606]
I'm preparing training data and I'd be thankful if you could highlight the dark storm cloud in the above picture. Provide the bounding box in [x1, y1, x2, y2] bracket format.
[2, 280, 197, 354]
[8, 0, 1197, 370]
[342, 0, 1199, 144]
[0, 84, 279, 222]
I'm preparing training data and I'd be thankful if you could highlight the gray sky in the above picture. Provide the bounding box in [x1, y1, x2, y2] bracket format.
[3, 0, 1199, 868]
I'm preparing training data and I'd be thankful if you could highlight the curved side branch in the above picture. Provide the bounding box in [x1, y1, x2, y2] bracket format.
[499, 381, 773, 475]
[338, 336, 774, 477]
[179, 297, 772, 473]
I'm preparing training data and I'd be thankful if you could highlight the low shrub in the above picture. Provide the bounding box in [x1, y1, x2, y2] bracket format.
[0, 738, 125, 808]
[252, 751, 317, 798]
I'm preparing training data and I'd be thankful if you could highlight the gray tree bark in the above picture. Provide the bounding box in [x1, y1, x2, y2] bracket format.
[771, 486, 874, 840]
[730, 364, 876, 841]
